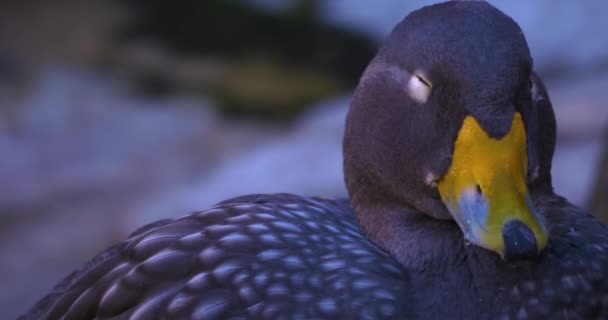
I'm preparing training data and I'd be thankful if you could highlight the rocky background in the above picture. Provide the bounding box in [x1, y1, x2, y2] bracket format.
[1, 1, 607, 318]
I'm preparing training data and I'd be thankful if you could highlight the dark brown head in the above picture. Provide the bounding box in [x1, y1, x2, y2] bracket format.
[343, 1, 552, 260]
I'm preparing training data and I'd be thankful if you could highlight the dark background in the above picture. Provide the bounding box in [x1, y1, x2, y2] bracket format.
[1, 1, 607, 318]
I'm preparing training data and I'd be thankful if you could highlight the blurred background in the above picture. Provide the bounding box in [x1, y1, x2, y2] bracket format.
[1, 0, 607, 318]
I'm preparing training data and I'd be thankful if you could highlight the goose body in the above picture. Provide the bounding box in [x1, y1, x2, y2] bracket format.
[22, 1, 608, 319]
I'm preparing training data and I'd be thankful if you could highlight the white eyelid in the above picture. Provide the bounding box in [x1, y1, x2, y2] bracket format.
[407, 74, 431, 104]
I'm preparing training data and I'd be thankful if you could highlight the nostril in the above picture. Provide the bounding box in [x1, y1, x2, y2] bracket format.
[475, 184, 483, 195]
[502, 220, 538, 261]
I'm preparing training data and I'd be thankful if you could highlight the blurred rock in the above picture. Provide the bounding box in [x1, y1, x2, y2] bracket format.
[0, 66, 281, 318]
[0, 67, 217, 212]
[127, 96, 349, 229]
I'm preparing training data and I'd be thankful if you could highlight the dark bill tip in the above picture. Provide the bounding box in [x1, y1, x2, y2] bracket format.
[502, 220, 538, 261]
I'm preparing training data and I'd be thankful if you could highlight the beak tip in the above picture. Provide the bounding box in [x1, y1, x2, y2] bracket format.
[502, 220, 540, 261]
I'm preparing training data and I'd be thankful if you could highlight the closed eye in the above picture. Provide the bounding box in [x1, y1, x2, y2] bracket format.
[407, 74, 432, 104]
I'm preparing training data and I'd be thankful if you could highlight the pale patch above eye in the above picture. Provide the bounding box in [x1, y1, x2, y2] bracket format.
[407, 74, 432, 104]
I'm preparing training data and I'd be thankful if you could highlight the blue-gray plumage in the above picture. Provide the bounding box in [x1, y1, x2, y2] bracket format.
[20, 1, 608, 319]
[23, 195, 411, 319]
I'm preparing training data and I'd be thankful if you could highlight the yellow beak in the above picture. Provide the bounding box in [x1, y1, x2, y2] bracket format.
[437, 112, 548, 259]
